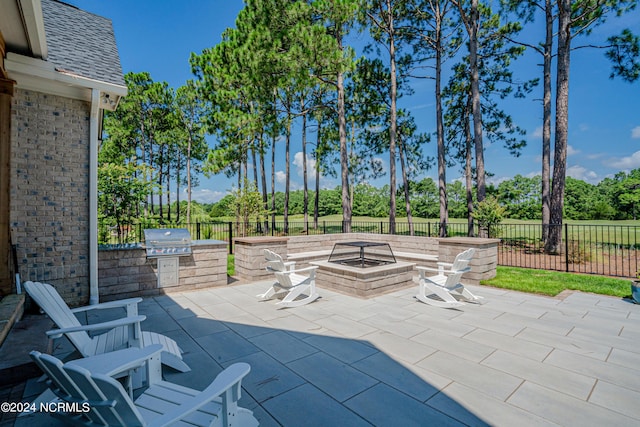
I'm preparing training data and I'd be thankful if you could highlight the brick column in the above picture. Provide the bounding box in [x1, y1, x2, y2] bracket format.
[234, 237, 289, 282]
[437, 237, 499, 285]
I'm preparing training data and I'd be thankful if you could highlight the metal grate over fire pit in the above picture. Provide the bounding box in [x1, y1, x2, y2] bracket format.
[328, 241, 396, 268]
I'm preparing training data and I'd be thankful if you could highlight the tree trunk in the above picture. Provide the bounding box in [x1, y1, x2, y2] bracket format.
[338, 69, 351, 233]
[469, 0, 485, 203]
[388, 0, 397, 235]
[314, 120, 322, 230]
[398, 137, 414, 236]
[465, 96, 475, 237]
[547, 0, 571, 254]
[166, 158, 171, 223]
[259, 134, 269, 235]
[158, 144, 164, 222]
[236, 167, 242, 236]
[435, 11, 448, 238]
[301, 97, 309, 233]
[541, 0, 553, 243]
[251, 143, 259, 190]
[186, 133, 192, 225]
[271, 132, 276, 233]
[175, 151, 181, 224]
[284, 112, 291, 235]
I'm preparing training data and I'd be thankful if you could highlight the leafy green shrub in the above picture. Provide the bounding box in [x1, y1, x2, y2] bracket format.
[473, 196, 506, 238]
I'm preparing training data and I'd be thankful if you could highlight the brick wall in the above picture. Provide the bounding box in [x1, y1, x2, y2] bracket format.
[98, 241, 228, 300]
[10, 89, 90, 306]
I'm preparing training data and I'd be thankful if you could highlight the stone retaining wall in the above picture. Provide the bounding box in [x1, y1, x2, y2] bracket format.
[234, 234, 499, 289]
[98, 240, 227, 301]
[286, 233, 439, 256]
[437, 237, 499, 285]
[233, 237, 288, 282]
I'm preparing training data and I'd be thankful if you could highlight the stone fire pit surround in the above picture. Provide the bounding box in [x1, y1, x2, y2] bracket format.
[233, 234, 499, 296]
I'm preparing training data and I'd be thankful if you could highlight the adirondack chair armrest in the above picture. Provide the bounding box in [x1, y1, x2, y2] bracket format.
[45, 315, 146, 339]
[70, 297, 142, 314]
[286, 266, 319, 275]
[66, 344, 163, 378]
[417, 266, 470, 275]
[416, 266, 443, 274]
[436, 261, 454, 269]
[283, 261, 296, 270]
[147, 363, 251, 427]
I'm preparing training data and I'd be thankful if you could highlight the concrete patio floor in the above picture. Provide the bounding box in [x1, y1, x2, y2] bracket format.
[12, 281, 640, 426]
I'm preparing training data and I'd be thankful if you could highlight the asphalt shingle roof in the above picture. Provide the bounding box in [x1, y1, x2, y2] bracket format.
[41, 0, 125, 87]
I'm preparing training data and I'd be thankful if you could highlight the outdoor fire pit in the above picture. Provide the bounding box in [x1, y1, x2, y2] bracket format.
[312, 241, 414, 298]
[328, 241, 396, 268]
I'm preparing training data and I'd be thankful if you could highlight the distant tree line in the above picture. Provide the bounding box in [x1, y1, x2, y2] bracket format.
[207, 169, 640, 221]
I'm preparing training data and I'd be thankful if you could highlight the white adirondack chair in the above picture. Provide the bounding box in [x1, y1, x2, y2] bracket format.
[24, 281, 190, 373]
[271, 266, 320, 308]
[257, 249, 296, 301]
[264, 249, 296, 273]
[30, 344, 163, 421]
[258, 248, 320, 308]
[415, 248, 483, 308]
[32, 351, 258, 427]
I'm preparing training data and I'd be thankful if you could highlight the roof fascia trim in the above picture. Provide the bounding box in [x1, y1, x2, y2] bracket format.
[19, 0, 48, 59]
[5, 52, 127, 96]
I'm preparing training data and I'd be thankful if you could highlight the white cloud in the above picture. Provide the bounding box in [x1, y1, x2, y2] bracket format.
[567, 145, 580, 156]
[275, 170, 286, 185]
[604, 150, 640, 169]
[632, 126, 640, 139]
[532, 126, 543, 138]
[191, 188, 227, 204]
[578, 123, 589, 132]
[486, 176, 510, 186]
[567, 165, 598, 183]
[293, 152, 317, 178]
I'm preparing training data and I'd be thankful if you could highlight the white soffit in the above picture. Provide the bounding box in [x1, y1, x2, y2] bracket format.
[5, 52, 126, 104]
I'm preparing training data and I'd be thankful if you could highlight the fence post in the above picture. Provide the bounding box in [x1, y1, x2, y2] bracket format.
[428, 222, 431, 237]
[564, 223, 569, 272]
[323, 221, 326, 234]
[196, 223, 201, 240]
[380, 222, 383, 234]
[228, 222, 233, 255]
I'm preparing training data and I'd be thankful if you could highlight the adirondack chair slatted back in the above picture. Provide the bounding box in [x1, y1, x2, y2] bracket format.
[30, 352, 108, 426]
[450, 248, 475, 272]
[264, 249, 286, 272]
[24, 281, 93, 355]
[443, 270, 467, 289]
[274, 271, 294, 288]
[64, 364, 146, 427]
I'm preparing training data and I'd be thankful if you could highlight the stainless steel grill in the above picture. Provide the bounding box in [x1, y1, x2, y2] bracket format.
[143, 228, 192, 258]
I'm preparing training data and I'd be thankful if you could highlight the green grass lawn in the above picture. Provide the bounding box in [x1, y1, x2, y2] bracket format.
[481, 266, 632, 298]
[228, 254, 234, 276]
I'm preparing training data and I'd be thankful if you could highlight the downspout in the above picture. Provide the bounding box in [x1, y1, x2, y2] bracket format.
[89, 89, 100, 304]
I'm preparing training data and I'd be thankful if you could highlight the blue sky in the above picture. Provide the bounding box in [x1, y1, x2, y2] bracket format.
[67, 0, 640, 204]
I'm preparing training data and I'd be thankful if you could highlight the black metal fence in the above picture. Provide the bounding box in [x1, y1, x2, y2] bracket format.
[496, 223, 640, 278]
[102, 220, 640, 278]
